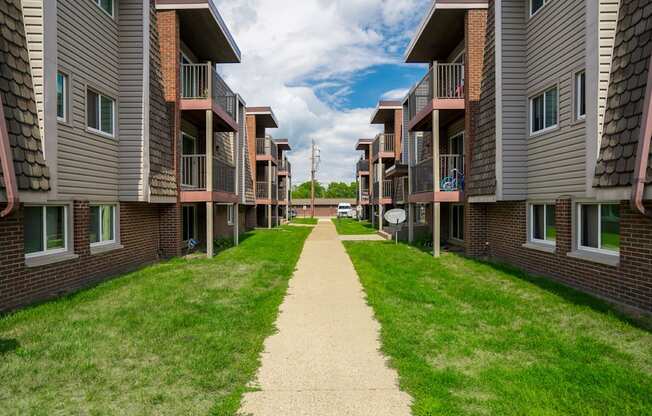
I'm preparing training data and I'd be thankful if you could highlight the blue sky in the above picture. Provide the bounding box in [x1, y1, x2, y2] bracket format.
[216, 0, 430, 184]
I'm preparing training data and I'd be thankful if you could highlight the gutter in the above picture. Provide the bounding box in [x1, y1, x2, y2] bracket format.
[0, 95, 18, 217]
[631, 57, 652, 218]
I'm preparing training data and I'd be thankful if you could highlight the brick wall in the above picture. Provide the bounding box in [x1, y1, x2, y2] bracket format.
[468, 200, 652, 313]
[467, 1, 496, 197]
[159, 202, 182, 258]
[0, 202, 170, 312]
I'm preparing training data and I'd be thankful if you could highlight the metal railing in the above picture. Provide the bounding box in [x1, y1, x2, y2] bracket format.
[394, 177, 409, 204]
[256, 181, 278, 199]
[410, 154, 464, 194]
[360, 189, 370, 202]
[256, 137, 278, 160]
[383, 179, 393, 199]
[356, 159, 370, 173]
[279, 158, 291, 174]
[181, 154, 235, 193]
[371, 134, 395, 158]
[408, 63, 464, 121]
[181, 155, 207, 189]
[180, 63, 236, 120]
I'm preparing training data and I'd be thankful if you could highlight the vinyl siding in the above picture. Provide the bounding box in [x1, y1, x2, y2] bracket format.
[500, 0, 528, 199]
[21, 1, 44, 135]
[119, 0, 147, 200]
[598, 0, 620, 138]
[56, 0, 120, 199]
[524, 0, 586, 200]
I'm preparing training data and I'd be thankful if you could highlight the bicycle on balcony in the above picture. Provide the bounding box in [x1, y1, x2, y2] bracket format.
[440, 169, 464, 192]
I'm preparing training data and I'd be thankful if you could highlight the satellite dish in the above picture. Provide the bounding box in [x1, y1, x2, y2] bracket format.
[384, 208, 406, 225]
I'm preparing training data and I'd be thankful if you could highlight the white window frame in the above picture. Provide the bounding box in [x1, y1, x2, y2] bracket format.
[24, 205, 69, 259]
[86, 88, 116, 138]
[577, 203, 620, 255]
[95, 0, 115, 18]
[529, 203, 556, 246]
[227, 204, 235, 226]
[575, 70, 586, 121]
[182, 205, 198, 243]
[529, 0, 547, 17]
[529, 86, 559, 136]
[56, 72, 67, 122]
[449, 204, 464, 243]
[89, 204, 117, 247]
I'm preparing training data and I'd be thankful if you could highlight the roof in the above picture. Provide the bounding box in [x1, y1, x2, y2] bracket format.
[274, 138, 291, 151]
[594, 0, 652, 188]
[292, 199, 357, 206]
[246, 106, 279, 128]
[155, 0, 241, 63]
[356, 138, 373, 151]
[370, 101, 402, 124]
[404, 0, 488, 63]
[0, 0, 49, 192]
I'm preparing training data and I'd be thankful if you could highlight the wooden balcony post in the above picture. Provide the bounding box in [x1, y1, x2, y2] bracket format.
[206, 61, 213, 101]
[432, 109, 441, 257]
[206, 202, 214, 258]
[379, 160, 384, 232]
[206, 110, 214, 192]
[432, 61, 438, 99]
[268, 160, 272, 228]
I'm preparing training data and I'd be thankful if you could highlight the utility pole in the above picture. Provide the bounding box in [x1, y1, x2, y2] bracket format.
[310, 140, 320, 218]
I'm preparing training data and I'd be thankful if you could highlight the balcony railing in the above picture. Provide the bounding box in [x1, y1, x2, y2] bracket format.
[371, 134, 395, 158]
[256, 181, 278, 200]
[408, 63, 464, 121]
[356, 159, 370, 173]
[411, 154, 464, 194]
[256, 137, 279, 160]
[383, 179, 393, 199]
[279, 158, 291, 174]
[181, 154, 235, 193]
[360, 189, 370, 202]
[394, 177, 409, 204]
[180, 63, 236, 120]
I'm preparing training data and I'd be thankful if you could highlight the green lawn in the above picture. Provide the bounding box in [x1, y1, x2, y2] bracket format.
[332, 218, 376, 235]
[0, 226, 311, 415]
[344, 241, 652, 416]
[291, 217, 318, 225]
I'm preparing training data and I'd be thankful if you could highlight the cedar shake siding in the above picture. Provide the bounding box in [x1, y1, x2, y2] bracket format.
[149, 1, 176, 198]
[0, 0, 49, 192]
[594, 0, 652, 188]
[468, 0, 495, 197]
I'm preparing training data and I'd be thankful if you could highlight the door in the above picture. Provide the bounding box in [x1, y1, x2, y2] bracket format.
[449, 132, 464, 173]
[182, 132, 198, 187]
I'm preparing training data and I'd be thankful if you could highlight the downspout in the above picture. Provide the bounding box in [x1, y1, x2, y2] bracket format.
[631, 57, 652, 218]
[0, 96, 18, 217]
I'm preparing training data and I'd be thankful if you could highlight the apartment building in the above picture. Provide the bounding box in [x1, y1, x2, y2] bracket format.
[402, 0, 652, 313]
[246, 107, 292, 228]
[355, 138, 372, 220]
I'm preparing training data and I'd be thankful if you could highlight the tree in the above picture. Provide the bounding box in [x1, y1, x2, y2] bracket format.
[292, 181, 325, 199]
[324, 182, 357, 198]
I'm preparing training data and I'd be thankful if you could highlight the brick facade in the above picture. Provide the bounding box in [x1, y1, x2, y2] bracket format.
[464, 200, 652, 313]
[0, 202, 173, 312]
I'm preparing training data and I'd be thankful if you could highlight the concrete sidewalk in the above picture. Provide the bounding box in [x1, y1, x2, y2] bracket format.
[240, 221, 412, 416]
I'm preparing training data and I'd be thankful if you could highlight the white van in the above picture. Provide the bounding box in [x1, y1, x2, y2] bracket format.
[337, 203, 353, 218]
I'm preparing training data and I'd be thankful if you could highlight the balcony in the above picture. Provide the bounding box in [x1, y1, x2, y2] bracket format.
[371, 134, 395, 160]
[383, 179, 393, 199]
[256, 181, 278, 201]
[410, 154, 464, 203]
[180, 63, 238, 131]
[180, 154, 236, 201]
[256, 137, 279, 161]
[394, 177, 409, 204]
[359, 189, 370, 204]
[278, 158, 291, 176]
[407, 63, 465, 131]
[357, 159, 370, 174]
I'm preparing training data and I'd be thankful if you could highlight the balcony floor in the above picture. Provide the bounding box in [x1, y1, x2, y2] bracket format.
[408, 100, 465, 132]
[180, 190, 239, 203]
[409, 191, 463, 204]
[180, 99, 238, 132]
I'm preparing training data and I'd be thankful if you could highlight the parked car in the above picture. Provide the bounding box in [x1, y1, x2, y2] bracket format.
[337, 203, 353, 218]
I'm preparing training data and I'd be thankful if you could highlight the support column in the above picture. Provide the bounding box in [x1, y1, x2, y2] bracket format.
[433, 109, 441, 257]
[206, 110, 214, 257]
[268, 160, 272, 228]
[408, 203, 414, 243]
[379, 160, 384, 232]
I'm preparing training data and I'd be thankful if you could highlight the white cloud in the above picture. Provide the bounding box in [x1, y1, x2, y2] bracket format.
[215, 0, 429, 184]
[381, 88, 409, 101]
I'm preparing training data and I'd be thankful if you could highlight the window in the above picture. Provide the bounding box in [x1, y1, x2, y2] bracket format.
[530, 86, 558, 134]
[24, 206, 67, 257]
[578, 203, 620, 254]
[530, 204, 556, 244]
[575, 71, 586, 120]
[57, 72, 67, 121]
[182, 205, 197, 242]
[96, 0, 114, 17]
[450, 205, 464, 242]
[227, 204, 235, 226]
[87, 89, 115, 137]
[90, 205, 116, 246]
[416, 204, 427, 225]
[530, 0, 547, 16]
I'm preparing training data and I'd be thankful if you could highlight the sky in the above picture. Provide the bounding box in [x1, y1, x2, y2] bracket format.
[215, 0, 430, 185]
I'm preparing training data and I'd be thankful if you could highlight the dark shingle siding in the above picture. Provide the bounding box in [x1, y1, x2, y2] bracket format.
[0, 0, 49, 192]
[594, 0, 652, 188]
